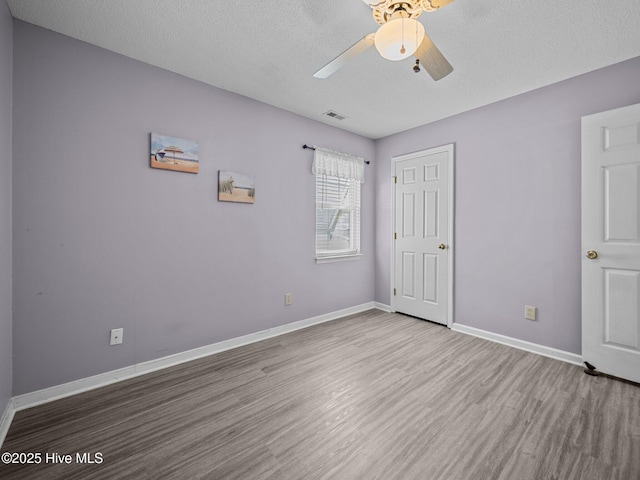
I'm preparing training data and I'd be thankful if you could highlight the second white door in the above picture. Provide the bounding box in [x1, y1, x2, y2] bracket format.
[393, 145, 454, 326]
[582, 103, 640, 384]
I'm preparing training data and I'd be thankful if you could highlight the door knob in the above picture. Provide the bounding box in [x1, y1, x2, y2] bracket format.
[438, 244, 447, 250]
[586, 250, 599, 260]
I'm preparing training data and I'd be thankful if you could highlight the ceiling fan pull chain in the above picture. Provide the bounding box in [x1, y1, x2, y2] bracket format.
[400, 16, 406, 54]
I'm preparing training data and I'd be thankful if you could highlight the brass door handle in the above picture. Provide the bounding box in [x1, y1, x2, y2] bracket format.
[438, 244, 447, 250]
[586, 250, 599, 260]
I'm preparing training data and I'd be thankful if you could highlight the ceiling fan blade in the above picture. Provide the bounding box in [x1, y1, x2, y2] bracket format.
[414, 33, 453, 81]
[313, 33, 375, 79]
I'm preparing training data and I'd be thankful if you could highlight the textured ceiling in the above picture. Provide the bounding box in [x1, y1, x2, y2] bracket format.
[6, 0, 640, 139]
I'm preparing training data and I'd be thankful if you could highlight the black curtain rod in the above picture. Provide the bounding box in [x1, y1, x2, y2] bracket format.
[303, 144, 370, 164]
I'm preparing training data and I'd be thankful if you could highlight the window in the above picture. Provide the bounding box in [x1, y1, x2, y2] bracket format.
[315, 174, 361, 259]
[312, 147, 364, 262]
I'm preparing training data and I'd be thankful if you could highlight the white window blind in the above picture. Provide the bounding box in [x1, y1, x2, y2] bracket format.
[312, 147, 364, 261]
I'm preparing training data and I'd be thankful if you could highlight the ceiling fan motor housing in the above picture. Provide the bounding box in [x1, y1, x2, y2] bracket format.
[363, 0, 441, 24]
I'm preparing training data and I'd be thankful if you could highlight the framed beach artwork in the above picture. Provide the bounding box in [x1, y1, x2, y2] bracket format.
[150, 133, 199, 174]
[218, 171, 255, 204]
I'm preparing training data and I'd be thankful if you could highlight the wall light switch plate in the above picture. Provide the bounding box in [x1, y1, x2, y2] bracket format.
[284, 293, 293, 306]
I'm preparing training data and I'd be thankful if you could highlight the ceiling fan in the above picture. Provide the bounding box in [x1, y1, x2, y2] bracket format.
[314, 0, 454, 81]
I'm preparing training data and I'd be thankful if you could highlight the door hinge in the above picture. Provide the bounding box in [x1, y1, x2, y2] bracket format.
[393, 288, 396, 296]
[394, 232, 397, 240]
[393, 176, 397, 184]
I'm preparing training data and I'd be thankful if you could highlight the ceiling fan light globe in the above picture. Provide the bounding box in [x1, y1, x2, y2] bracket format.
[374, 17, 425, 61]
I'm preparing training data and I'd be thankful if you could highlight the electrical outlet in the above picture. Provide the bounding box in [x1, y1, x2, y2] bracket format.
[524, 305, 536, 321]
[110, 328, 123, 345]
[284, 293, 293, 306]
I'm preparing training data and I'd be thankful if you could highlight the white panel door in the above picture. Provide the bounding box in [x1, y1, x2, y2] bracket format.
[582, 103, 640, 384]
[393, 145, 454, 326]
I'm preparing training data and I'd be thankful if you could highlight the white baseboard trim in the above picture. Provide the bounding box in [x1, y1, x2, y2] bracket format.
[451, 323, 582, 366]
[7, 306, 582, 440]
[0, 398, 16, 449]
[12, 302, 378, 412]
[374, 302, 392, 312]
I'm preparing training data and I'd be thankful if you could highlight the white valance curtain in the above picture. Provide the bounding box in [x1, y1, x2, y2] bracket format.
[312, 146, 365, 183]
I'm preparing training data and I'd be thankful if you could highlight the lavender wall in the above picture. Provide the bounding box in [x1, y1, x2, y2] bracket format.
[12, 21, 376, 395]
[11, 17, 640, 398]
[0, 3, 13, 413]
[375, 56, 640, 354]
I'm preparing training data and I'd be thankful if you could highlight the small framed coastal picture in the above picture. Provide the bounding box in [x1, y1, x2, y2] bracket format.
[150, 133, 199, 174]
[218, 171, 255, 204]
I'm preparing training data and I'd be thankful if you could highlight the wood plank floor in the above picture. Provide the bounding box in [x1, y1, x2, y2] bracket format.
[1, 310, 639, 479]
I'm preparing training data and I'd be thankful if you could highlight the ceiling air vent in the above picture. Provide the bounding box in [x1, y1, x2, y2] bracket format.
[323, 110, 348, 121]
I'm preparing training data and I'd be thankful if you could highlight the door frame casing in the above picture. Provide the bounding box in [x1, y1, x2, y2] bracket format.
[390, 144, 455, 327]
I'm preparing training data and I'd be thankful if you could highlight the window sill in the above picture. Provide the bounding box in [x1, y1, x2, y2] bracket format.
[315, 254, 363, 264]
